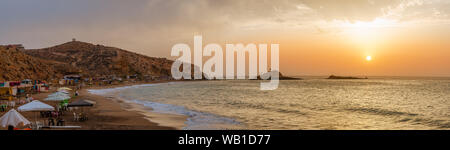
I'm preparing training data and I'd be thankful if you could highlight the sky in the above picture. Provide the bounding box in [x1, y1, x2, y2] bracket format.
[1, 0, 449, 77]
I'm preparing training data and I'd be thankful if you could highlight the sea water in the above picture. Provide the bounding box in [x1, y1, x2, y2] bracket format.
[89, 78, 450, 130]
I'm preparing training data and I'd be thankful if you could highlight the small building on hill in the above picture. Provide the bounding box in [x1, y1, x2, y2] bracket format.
[60, 74, 82, 85]
[64, 74, 81, 80]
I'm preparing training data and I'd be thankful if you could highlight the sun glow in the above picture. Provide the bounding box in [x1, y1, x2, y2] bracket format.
[366, 56, 372, 61]
[336, 18, 396, 61]
[343, 18, 396, 29]
[338, 18, 397, 43]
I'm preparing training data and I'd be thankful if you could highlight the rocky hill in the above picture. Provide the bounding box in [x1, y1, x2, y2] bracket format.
[0, 45, 74, 81]
[23, 41, 173, 78]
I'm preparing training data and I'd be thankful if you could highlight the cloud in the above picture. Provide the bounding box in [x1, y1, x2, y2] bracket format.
[1, 0, 449, 54]
[381, 0, 450, 23]
[301, 0, 402, 22]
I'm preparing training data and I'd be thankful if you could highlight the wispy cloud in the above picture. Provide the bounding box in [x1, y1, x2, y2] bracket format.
[1, 0, 449, 52]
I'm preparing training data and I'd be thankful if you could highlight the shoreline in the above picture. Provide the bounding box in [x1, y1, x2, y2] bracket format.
[0, 80, 188, 130]
[86, 80, 246, 130]
[81, 81, 188, 130]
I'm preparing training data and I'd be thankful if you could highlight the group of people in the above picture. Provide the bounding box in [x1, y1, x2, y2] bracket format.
[2, 85, 88, 130]
[47, 117, 65, 126]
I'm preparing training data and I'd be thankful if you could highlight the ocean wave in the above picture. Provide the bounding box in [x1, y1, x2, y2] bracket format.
[130, 99, 242, 130]
[345, 107, 418, 117]
[346, 107, 449, 129]
[87, 83, 166, 95]
[88, 83, 242, 129]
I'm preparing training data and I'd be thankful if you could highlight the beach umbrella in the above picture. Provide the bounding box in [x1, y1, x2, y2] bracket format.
[44, 95, 71, 101]
[50, 94, 70, 98]
[18, 100, 55, 112]
[57, 90, 70, 94]
[58, 87, 72, 91]
[67, 99, 94, 107]
[48, 91, 70, 97]
[68, 99, 94, 113]
[18, 100, 55, 123]
[53, 90, 69, 94]
[45, 92, 72, 112]
[0, 109, 31, 127]
[45, 92, 71, 101]
[45, 94, 71, 109]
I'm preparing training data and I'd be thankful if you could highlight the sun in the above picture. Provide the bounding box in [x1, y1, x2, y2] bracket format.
[366, 56, 372, 61]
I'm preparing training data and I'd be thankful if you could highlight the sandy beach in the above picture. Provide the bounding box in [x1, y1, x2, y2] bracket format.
[0, 81, 187, 130]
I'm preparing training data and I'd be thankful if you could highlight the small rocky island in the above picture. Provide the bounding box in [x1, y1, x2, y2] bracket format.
[327, 75, 368, 79]
[255, 71, 302, 80]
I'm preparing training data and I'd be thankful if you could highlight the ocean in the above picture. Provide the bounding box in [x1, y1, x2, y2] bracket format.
[88, 78, 450, 130]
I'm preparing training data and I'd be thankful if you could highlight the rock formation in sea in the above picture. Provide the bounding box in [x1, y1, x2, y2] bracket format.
[255, 71, 302, 80]
[327, 75, 368, 79]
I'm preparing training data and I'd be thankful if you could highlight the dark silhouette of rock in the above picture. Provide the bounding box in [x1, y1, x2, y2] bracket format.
[255, 71, 302, 80]
[327, 75, 368, 79]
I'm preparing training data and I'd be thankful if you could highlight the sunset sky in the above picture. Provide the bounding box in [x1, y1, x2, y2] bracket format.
[1, 0, 449, 77]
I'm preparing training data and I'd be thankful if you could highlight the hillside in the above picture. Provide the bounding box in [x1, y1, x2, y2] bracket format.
[0, 45, 74, 81]
[23, 41, 173, 78]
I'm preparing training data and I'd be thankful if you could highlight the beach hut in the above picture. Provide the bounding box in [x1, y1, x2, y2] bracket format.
[21, 79, 32, 85]
[10, 87, 17, 96]
[0, 109, 31, 128]
[37, 84, 49, 92]
[8, 81, 21, 87]
[0, 87, 9, 95]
